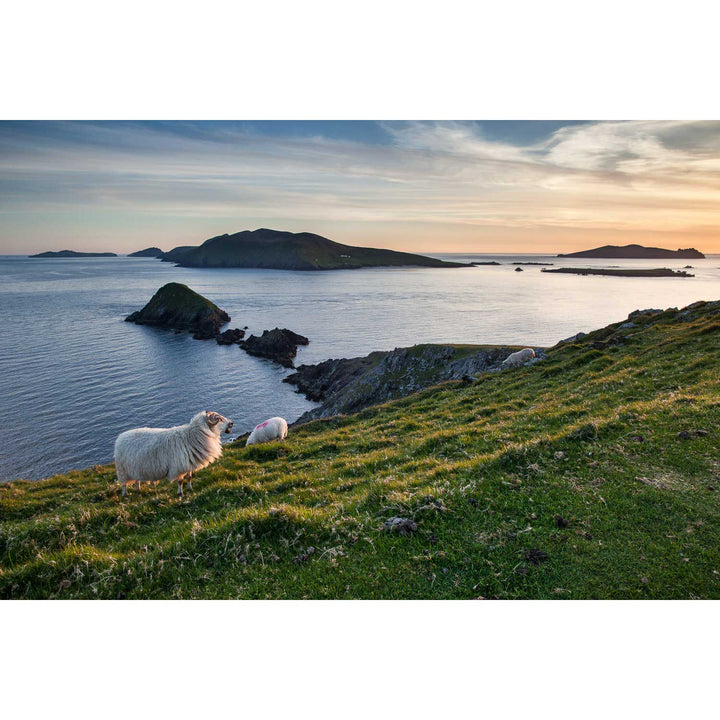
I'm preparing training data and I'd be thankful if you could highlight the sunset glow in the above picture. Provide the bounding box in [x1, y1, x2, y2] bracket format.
[1, 120, 719, 255]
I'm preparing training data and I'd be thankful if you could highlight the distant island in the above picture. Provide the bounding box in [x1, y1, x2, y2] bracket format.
[128, 247, 164, 258]
[558, 244, 704, 259]
[542, 267, 694, 278]
[30, 250, 118, 258]
[162, 228, 470, 270]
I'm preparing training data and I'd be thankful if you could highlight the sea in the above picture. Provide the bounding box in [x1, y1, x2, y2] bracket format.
[1, 252, 718, 481]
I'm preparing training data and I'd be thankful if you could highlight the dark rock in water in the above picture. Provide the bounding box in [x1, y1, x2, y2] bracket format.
[514, 267, 524, 272]
[544, 267, 693, 278]
[125, 282, 230, 338]
[285, 343, 546, 423]
[128, 247, 164, 258]
[470, 261, 501, 266]
[241, 328, 309, 368]
[216, 328, 246, 345]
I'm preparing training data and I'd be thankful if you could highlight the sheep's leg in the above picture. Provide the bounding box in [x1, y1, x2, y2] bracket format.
[121, 483, 127, 497]
[135, 480, 141, 493]
[177, 477, 184, 497]
[187, 472, 193, 492]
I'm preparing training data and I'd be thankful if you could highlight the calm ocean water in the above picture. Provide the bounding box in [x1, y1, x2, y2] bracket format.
[1, 252, 718, 481]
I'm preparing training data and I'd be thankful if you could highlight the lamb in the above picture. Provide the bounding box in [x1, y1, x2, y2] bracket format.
[502, 347, 536, 368]
[245, 416, 288, 446]
[114, 410, 233, 497]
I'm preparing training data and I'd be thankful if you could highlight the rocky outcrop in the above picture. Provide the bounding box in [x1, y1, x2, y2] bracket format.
[542, 267, 693, 277]
[216, 328, 246, 345]
[128, 247, 164, 258]
[240, 328, 309, 367]
[125, 282, 230, 339]
[285, 343, 546, 423]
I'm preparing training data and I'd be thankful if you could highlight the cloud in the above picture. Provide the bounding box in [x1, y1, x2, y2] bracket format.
[0, 120, 719, 252]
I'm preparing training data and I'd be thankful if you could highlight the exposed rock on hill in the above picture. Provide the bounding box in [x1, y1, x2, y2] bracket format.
[125, 282, 230, 339]
[241, 328, 310, 367]
[285, 343, 546, 423]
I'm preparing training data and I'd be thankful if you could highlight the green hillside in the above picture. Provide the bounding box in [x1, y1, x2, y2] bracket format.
[2, 301, 719, 599]
[169, 228, 468, 270]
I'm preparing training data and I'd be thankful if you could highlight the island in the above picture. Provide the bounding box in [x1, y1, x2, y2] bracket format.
[128, 247, 164, 258]
[558, 244, 704, 259]
[125, 282, 232, 340]
[163, 228, 471, 270]
[30, 250, 118, 258]
[542, 267, 694, 278]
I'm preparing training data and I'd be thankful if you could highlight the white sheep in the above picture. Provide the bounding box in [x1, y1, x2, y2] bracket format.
[114, 411, 233, 497]
[502, 347, 536, 368]
[245, 416, 288, 446]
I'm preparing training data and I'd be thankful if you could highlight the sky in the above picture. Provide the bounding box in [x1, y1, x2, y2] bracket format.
[1, 120, 719, 255]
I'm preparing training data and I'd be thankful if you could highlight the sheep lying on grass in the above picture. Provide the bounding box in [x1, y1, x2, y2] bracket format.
[246, 416, 288, 446]
[114, 411, 233, 497]
[502, 347, 536, 368]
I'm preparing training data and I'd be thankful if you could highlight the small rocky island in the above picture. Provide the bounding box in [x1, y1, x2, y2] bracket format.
[162, 228, 471, 271]
[30, 250, 118, 258]
[125, 282, 235, 340]
[284, 343, 545, 423]
[241, 328, 310, 368]
[542, 267, 694, 278]
[128, 247, 164, 258]
[558, 244, 704, 259]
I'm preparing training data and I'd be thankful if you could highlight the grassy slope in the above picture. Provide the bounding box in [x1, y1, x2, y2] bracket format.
[2, 303, 719, 599]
